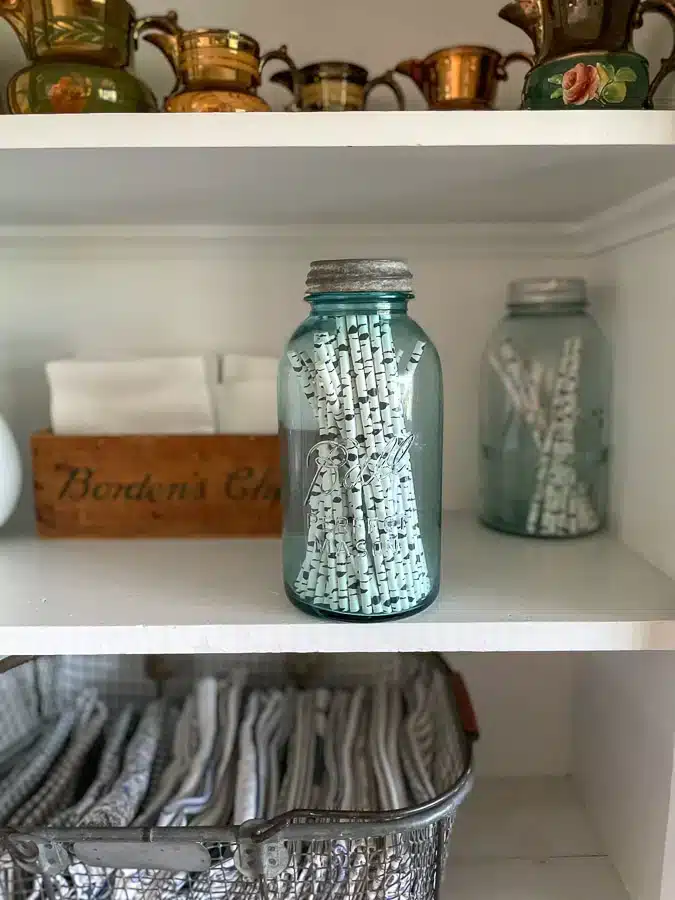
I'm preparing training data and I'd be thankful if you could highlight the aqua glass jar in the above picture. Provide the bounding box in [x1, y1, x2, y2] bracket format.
[279, 259, 443, 620]
[479, 277, 610, 538]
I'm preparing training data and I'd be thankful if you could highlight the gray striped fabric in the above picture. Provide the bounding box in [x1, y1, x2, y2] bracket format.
[0, 705, 77, 825]
[50, 704, 135, 828]
[9, 692, 107, 829]
[0, 662, 41, 759]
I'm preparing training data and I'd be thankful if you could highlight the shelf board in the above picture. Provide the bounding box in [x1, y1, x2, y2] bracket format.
[446, 777, 628, 900]
[1, 513, 674, 655]
[2, 112, 675, 226]
[5, 110, 675, 151]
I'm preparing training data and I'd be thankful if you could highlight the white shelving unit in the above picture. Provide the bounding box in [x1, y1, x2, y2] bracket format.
[446, 777, 629, 900]
[2, 514, 675, 655]
[2, 112, 675, 228]
[2, 2, 675, 899]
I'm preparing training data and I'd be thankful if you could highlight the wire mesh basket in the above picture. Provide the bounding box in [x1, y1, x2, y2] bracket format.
[0, 653, 477, 900]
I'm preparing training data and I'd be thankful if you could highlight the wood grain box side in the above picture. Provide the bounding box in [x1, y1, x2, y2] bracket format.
[31, 431, 281, 538]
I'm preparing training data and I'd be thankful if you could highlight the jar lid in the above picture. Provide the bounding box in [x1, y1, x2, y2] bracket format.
[508, 277, 587, 308]
[305, 259, 413, 295]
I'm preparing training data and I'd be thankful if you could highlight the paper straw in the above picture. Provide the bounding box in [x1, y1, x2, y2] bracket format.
[287, 350, 318, 416]
[336, 317, 377, 613]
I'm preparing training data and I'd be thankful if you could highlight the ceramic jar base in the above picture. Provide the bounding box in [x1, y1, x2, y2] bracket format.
[523, 52, 649, 109]
[165, 89, 270, 112]
[7, 62, 157, 113]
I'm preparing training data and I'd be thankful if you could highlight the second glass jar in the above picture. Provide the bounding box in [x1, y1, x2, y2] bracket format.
[479, 277, 610, 538]
[278, 259, 443, 620]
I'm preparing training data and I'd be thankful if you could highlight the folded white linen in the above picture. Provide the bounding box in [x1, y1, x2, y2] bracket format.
[217, 353, 278, 435]
[46, 357, 215, 435]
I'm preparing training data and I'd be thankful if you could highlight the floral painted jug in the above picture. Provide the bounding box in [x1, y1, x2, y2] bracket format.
[0, 0, 157, 112]
[499, 0, 675, 108]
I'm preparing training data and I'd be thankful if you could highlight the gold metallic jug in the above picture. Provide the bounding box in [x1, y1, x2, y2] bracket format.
[395, 45, 532, 109]
[270, 61, 405, 110]
[135, 10, 299, 112]
[0, 0, 135, 67]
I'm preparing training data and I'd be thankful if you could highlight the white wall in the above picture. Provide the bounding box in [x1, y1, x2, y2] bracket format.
[590, 227, 675, 579]
[451, 652, 574, 777]
[580, 230, 675, 899]
[574, 653, 675, 900]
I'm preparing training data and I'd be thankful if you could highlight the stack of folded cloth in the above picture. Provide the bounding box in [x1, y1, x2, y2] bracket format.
[0, 656, 468, 900]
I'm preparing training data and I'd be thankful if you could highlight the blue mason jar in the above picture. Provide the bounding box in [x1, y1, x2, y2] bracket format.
[279, 259, 443, 620]
[479, 277, 610, 538]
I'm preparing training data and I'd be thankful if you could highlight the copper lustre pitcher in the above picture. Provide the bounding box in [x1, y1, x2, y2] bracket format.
[270, 61, 405, 111]
[498, 0, 675, 108]
[135, 10, 299, 111]
[395, 46, 532, 110]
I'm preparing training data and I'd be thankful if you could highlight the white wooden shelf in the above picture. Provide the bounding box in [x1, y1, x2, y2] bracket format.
[1, 513, 674, 655]
[5, 110, 675, 151]
[3, 111, 675, 226]
[446, 777, 628, 900]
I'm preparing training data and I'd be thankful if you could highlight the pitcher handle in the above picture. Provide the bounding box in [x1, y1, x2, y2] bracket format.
[364, 69, 406, 109]
[636, 0, 675, 105]
[260, 45, 301, 108]
[496, 50, 534, 81]
[134, 11, 181, 99]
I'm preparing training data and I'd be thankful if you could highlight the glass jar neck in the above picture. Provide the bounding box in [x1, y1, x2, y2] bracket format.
[307, 291, 412, 316]
[507, 300, 588, 317]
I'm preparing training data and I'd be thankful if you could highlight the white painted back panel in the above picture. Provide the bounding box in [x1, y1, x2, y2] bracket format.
[574, 653, 675, 900]
[450, 653, 574, 777]
[591, 228, 675, 579]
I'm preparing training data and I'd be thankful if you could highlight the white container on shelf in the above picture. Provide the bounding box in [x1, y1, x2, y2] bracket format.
[0, 415, 21, 527]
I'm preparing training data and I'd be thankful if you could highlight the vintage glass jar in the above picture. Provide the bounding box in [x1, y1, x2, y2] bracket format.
[479, 277, 610, 538]
[278, 259, 443, 621]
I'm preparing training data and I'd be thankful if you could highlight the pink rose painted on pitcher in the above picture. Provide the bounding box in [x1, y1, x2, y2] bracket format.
[562, 63, 600, 105]
[548, 61, 638, 105]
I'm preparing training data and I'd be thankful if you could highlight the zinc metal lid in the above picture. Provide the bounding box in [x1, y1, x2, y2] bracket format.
[508, 276, 587, 308]
[305, 259, 414, 295]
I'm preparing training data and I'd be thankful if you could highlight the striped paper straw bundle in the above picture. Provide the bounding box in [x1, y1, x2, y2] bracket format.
[289, 315, 430, 616]
[489, 337, 600, 536]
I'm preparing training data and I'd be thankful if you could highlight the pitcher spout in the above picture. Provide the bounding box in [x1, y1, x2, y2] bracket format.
[269, 69, 295, 92]
[0, 0, 31, 59]
[498, 1, 542, 56]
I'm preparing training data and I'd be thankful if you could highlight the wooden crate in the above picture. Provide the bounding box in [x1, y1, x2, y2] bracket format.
[31, 431, 281, 538]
